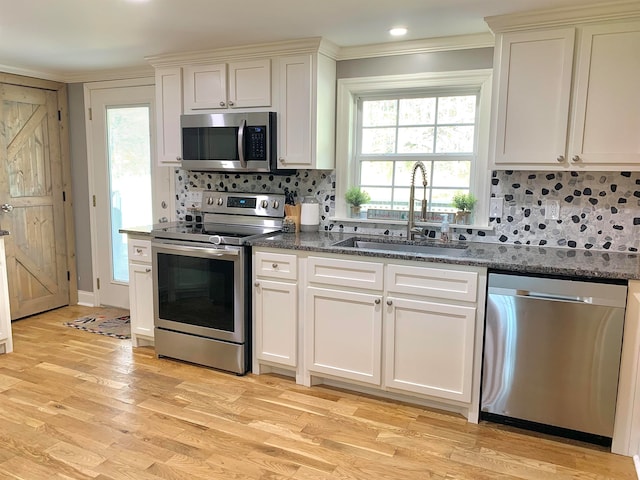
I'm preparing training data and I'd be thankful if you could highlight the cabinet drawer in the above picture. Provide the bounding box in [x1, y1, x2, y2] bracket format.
[255, 251, 297, 280]
[128, 238, 151, 264]
[307, 256, 383, 290]
[386, 264, 477, 302]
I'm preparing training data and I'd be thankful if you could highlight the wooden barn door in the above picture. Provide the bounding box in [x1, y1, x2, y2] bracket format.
[0, 83, 69, 319]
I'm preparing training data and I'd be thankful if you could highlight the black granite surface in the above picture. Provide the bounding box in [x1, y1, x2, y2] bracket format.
[248, 232, 640, 281]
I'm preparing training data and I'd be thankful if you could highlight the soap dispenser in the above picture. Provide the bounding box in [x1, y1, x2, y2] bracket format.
[440, 214, 450, 243]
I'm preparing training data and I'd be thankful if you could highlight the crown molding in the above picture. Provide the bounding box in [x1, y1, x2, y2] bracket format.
[335, 33, 495, 60]
[146, 37, 340, 67]
[485, 0, 640, 33]
[0, 64, 67, 83]
[62, 65, 154, 84]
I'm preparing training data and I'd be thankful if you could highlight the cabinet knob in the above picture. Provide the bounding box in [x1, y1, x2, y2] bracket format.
[571, 155, 581, 163]
[272, 263, 278, 269]
[374, 298, 381, 305]
[386, 300, 393, 306]
[219, 101, 225, 107]
[175, 156, 182, 161]
[279, 157, 286, 164]
[556, 155, 565, 162]
[136, 248, 143, 254]
[254, 281, 260, 287]
[145, 268, 151, 273]
[228, 101, 235, 106]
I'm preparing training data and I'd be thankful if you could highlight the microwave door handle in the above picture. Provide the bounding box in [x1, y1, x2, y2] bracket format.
[238, 119, 246, 168]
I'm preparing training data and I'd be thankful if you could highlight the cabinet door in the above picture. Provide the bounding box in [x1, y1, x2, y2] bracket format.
[278, 55, 312, 168]
[183, 64, 227, 111]
[155, 67, 183, 165]
[228, 59, 271, 108]
[384, 297, 476, 403]
[491, 29, 575, 168]
[129, 263, 154, 340]
[306, 286, 382, 385]
[255, 279, 297, 367]
[569, 21, 640, 167]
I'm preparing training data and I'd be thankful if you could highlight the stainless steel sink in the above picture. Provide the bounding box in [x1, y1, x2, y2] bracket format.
[332, 238, 469, 257]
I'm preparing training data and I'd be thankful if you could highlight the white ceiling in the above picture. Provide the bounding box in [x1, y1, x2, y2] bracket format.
[0, 0, 609, 81]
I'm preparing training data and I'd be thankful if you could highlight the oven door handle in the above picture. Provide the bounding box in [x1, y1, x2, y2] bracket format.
[151, 241, 240, 257]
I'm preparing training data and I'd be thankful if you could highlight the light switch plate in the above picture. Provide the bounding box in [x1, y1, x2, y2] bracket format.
[489, 197, 503, 218]
[544, 200, 560, 220]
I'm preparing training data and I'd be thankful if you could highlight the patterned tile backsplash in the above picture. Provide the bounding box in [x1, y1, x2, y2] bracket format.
[175, 169, 640, 252]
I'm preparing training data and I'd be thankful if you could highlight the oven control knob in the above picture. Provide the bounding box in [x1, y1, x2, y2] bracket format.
[272, 200, 280, 209]
[206, 197, 213, 205]
[217, 197, 224, 206]
[208, 235, 222, 245]
[261, 200, 269, 209]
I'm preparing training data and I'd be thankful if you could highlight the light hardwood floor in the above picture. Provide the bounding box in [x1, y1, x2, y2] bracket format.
[0, 305, 635, 479]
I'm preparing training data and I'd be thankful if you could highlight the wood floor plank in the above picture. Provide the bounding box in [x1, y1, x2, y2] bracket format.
[0, 305, 635, 479]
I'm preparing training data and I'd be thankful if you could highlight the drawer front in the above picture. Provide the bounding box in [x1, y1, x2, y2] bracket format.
[386, 264, 478, 302]
[128, 238, 151, 264]
[255, 251, 297, 280]
[307, 256, 383, 291]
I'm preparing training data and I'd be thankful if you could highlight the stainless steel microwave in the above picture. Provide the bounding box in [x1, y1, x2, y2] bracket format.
[180, 112, 277, 172]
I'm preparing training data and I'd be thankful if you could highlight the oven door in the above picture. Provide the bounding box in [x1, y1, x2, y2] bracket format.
[152, 240, 247, 344]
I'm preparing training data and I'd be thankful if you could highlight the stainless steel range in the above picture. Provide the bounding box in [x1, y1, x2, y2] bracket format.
[151, 191, 285, 374]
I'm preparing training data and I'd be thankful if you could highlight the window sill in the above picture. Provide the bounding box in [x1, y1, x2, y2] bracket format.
[329, 217, 495, 232]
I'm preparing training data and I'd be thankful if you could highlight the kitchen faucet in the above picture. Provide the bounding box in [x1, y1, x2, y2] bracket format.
[407, 161, 428, 240]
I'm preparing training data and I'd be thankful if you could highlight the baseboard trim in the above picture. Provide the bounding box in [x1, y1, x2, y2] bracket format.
[77, 290, 97, 307]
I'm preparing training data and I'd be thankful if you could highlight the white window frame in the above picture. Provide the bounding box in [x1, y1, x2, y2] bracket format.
[335, 69, 493, 228]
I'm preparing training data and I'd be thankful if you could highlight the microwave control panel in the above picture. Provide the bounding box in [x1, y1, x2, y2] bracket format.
[246, 126, 267, 160]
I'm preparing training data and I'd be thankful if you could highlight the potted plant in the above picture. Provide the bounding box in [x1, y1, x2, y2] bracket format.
[452, 192, 477, 224]
[345, 186, 371, 218]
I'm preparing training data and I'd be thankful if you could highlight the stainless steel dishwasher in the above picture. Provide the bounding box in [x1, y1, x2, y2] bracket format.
[481, 272, 627, 445]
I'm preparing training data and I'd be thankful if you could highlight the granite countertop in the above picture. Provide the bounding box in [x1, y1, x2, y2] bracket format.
[119, 224, 157, 236]
[249, 231, 640, 281]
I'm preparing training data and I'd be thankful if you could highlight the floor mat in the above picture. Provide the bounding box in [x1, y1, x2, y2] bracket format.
[64, 314, 131, 339]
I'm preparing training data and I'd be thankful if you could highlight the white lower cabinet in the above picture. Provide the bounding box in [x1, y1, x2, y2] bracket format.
[253, 247, 487, 421]
[127, 236, 154, 346]
[254, 279, 297, 367]
[384, 296, 476, 402]
[306, 286, 382, 385]
[253, 250, 298, 373]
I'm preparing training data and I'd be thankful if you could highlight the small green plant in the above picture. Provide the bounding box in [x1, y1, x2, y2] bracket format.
[452, 192, 477, 212]
[345, 186, 371, 207]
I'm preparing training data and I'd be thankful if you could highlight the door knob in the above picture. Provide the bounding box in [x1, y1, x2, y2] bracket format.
[1, 204, 13, 213]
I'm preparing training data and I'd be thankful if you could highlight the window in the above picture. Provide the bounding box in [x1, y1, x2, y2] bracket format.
[356, 92, 478, 212]
[335, 70, 492, 226]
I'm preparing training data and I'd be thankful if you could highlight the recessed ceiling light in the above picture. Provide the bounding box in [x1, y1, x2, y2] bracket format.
[389, 27, 408, 37]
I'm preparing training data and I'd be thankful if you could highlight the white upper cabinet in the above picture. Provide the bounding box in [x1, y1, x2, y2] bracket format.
[487, 4, 640, 171]
[183, 59, 271, 111]
[491, 29, 575, 168]
[155, 67, 183, 166]
[277, 53, 336, 169]
[569, 22, 640, 167]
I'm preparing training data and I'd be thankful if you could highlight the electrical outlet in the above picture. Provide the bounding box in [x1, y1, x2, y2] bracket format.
[544, 200, 560, 220]
[489, 197, 503, 218]
[185, 191, 202, 207]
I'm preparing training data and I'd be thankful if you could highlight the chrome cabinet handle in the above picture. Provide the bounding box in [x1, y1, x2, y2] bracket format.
[175, 156, 182, 161]
[228, 101, 235, 106]
[374, 298, 381, 305]
[272, 263, 278, 269]
[571, 155, 581, 163]
[1, 204, 13, 213]
[254, 281, 260, 287]
[279, 157, 286, 165]
[219, 101, 225, 107]
[556, 155, 565, 162]
[161, 201, 167, 209]
[387, 300, 393, 306]
[145, 268, 151, 273]
[136, 248, 143, 254]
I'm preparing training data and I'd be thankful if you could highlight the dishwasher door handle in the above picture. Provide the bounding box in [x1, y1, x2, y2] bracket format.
[515, 290, 592, 304]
